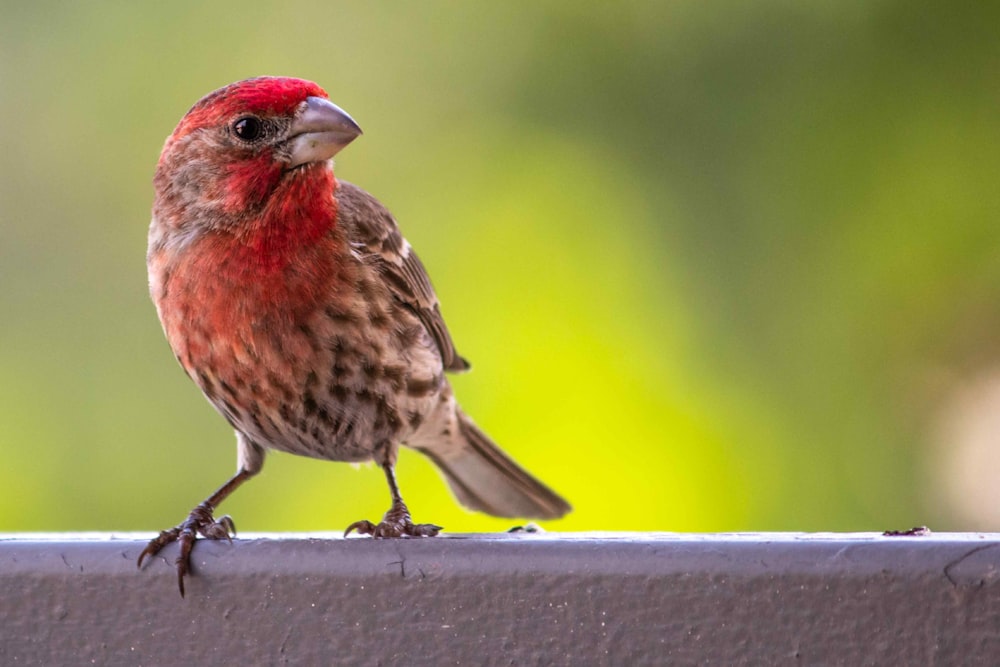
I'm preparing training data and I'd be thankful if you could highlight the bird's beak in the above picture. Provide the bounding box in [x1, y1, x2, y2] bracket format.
[287, 96, 362, 168]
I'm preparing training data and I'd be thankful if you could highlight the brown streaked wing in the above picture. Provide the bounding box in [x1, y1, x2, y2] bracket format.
[335, 180, 471, 373]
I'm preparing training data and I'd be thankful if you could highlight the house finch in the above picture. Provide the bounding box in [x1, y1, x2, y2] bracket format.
[138, 76, 570, 595]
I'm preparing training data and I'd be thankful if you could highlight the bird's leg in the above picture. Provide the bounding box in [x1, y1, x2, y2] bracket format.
[136, 467, 255, 596]
[344, 464, 442, 538]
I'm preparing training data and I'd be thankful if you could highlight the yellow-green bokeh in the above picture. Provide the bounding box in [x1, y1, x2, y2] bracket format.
[2, 1, 999, 533]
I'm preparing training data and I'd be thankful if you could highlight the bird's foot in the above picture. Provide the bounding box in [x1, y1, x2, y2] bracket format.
[136, 502, 236, 596]
[344, 500, 441, 538]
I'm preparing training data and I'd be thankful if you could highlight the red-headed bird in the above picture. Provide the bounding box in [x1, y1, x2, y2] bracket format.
[140, 77, 570, 595]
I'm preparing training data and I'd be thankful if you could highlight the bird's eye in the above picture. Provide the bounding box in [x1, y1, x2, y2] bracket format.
[232, 117, 263, 141]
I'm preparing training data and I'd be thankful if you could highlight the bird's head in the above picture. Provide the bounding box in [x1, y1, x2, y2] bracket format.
[153, 77, 362, 234]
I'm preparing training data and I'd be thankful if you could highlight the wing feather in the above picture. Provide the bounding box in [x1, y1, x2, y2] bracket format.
[335, 180, 470, 372]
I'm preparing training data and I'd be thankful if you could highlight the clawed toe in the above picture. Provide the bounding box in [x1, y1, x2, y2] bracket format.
[344, 519, 442, 538]
[344, 519, 378, 536]
[136, 527, 181, 569]
[201, 514, 236, 540]
[344, 501, 441, 538]
[137, 503, 237, 597]
[407, 522, 442, 537]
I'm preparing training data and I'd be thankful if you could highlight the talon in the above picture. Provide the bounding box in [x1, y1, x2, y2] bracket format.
[137, 505, 239, 596]
[343, 509, 442, 539]
[344, 467, 444, 539]
[176, 555, 189, 598]
[414, 523, 443, 537]
[344, 520, 376, 537]
[203, 515, 236, 541]
[137, 528, 180, 568]
[137, 547, 152, 569]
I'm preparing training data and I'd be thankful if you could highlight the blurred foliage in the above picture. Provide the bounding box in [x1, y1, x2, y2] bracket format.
[2, 0, 999, 533]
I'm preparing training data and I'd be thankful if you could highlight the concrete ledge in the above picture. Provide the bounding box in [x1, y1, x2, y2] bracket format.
[2, 532, 999, 665]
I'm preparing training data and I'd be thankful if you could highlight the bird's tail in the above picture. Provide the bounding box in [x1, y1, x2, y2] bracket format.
[418, 410, 571, 520]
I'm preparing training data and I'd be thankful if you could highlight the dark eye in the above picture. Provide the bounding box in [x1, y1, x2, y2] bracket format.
[232, 116, 263, 141]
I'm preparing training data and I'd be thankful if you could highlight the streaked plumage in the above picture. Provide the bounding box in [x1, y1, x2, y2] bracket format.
[139, 77, 570, 595]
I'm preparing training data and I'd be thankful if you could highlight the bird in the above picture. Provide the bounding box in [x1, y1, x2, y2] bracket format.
[138, 76, 571, 595]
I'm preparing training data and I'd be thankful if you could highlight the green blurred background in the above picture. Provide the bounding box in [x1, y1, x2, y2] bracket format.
[2, 1, 999, 534]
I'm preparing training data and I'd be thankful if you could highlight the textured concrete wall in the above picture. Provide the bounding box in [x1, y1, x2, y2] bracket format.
[1, 532, 998, 665]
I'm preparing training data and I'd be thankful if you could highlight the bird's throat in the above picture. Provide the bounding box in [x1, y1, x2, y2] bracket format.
[237, 167, 339, 273]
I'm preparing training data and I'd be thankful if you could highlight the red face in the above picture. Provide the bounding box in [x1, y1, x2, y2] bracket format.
[152, 76, 361, 237]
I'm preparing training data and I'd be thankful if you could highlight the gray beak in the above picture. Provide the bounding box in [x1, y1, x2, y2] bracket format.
[287, 96, 362, 168]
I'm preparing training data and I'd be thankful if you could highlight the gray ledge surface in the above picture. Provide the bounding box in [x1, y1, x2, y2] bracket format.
[2, 532, 999, 665]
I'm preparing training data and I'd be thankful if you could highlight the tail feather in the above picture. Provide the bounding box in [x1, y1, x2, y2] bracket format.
[420, 411, 571, 520]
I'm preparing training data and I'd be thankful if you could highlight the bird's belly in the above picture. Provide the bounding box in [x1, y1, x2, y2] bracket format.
[188, 300, 444, 464]
[155, 240, 446, 463]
